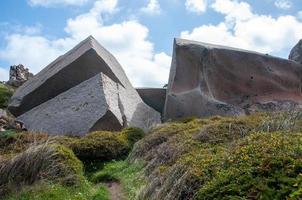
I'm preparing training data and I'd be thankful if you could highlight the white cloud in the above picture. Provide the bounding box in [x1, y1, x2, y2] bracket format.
[181, 0, 302, 56]
[28, 0, 90, 7]
[0, 67, 8, 81]
[185, 0, 207, 14]
[141, 0, 161, 15]
[0, 35, 73, 74]
[274, 0, 292, 9]
[211, 0, 253, 21]
[0, 0, 171, 87]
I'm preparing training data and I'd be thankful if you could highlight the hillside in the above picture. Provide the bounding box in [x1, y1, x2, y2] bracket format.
[1, 111, 302, 199]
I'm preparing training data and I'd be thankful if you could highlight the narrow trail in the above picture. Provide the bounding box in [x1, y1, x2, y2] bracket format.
[105, 182, 125, 200]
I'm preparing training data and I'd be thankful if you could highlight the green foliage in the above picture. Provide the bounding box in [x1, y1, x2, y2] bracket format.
[196, 132, 302, 200]
[195, 114, 263, 144]
[0, 144, 84, 196]
[119, 127, 145, 146]
[0, 83, 13, 108]
[91, 160, 144, 199]
[129, 112, 302, 200]
[0, 129, 17, 138]
[6, 182, 109, 200]
[71, 131, 130, 162]
[71, 128, 145, 162]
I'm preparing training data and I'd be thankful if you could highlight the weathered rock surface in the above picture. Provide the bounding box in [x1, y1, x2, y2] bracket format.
[136, 88, 166, 114]
[9, 36, 135, 116]
[164, 38, 302, 120]
[289, 39, 302, 64]
[7, 64, 33, 87]
[17, 73, 160, 135]
[10, 36, 160, 135]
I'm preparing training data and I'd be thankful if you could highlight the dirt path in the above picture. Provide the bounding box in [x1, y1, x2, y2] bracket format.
[105, 182, 125, 200]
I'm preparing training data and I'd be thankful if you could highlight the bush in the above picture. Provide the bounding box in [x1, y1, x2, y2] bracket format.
[0, 83, 13, 108]
[129, 112, 302, 200]
[195, 114, 263, 144]
[0, 132, 49, 158]
[0, 144, 84, 196]
[196, 132, 302, 199]
[118, 127, 145, 146]
[71, 131, 130, 162]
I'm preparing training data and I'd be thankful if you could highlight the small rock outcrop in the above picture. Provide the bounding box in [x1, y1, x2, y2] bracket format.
[9, 36, 161, 135]
[289, 39, 302, 64]
[137, 88, 166, 115]
[164, 38, 302, 121]
[7, 64, 33, 87]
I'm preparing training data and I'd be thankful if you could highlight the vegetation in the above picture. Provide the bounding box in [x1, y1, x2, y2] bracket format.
[2, 111, 302, 200]
[6, 182, 109, 200]
[91, 160, 144, 199]
[0, 144, 84, 197]
[0, 127, 146, 199]
[71, 127, 144, 162]
[129, 111, 302, 199]
[0, 83, 13, 108]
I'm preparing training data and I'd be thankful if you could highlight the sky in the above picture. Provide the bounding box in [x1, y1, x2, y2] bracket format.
[0, 0, 302, 87]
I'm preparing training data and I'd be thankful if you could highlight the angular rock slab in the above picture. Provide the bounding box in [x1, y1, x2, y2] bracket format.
[9, 36, 133, 116]
[17, 73, 161, 136]
[136, 88, 166, 115]
[164, 38, 302, 120]
[289, 39, 302, 64]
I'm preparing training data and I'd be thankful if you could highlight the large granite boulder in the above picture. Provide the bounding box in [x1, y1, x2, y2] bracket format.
[10, 36, 160, 135]
[136, 88, 166, 115]
[289, 39, 302, 64]
[7, 64, 33, 87]
[164, 38, 302, 121]
[17, 73, 159, 135]
[9, 36, 131, 116]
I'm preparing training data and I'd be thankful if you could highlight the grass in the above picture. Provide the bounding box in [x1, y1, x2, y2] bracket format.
[0, 144, 85, 197]
[128, 111, 302, 200]
[6, 182, 109, 200]
[0, 127, 146, 199]
[91, 160, 145, 199]
[2, 112, 302, 199]
[0, 83, 13, 109]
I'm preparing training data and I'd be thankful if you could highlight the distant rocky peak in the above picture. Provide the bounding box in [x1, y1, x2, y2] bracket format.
[7, 64, 33, 87]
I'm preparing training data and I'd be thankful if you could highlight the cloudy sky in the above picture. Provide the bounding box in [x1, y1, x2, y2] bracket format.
[0, 0, 302, 87]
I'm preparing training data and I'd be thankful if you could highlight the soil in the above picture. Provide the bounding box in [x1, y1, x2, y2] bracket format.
[105, 182, 125, 200]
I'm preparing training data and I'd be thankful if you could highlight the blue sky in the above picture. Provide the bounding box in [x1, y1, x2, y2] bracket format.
[0, 0, 302, 87]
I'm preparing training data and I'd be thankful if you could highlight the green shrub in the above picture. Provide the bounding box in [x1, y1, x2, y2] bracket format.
[197, 132, 302, 200]
[129, 112, 302, 200]
[118, 127, 145, 146]
[0, 83, 13, 108]
[195, 114, 263, 144]
[0, 144, 84, 196]
[71, 131, 130, 162]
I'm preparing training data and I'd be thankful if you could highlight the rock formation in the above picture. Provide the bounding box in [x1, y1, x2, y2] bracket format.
[164, 38, 302, 121]
[7, 64, 33, 87]
[137, 88, 166, 115]
[289, 39, 302, 64]
[18, 73, 159, 135]
[9, 36, 161, 135]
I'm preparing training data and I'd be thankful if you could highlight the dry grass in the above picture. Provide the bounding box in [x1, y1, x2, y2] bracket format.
[0, 143, 84, 197]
